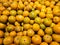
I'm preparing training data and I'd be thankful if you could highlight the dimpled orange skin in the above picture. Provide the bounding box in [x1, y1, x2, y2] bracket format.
[53, 24, 60, 34]
[32, 35, 42, 44]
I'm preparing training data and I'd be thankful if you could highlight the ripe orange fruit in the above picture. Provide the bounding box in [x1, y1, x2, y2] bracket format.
[10, 10, 16, 16]
[23, 11, 29, 17]
[53, 16, 60, 23]
[10, 31, 16, 37]
[32, 35, 42, 44]
[27, 29, 35, 37]
[14, 36, 21, 45]
[3, 37, 13, 45]
[10, 1, 18, 9]
[17, 10, 23, 15]
[43, 34, 52, 43]
[23, 24, 31, 30]
[4, 32, 10, 37]
[40, 42, 48, 45]
[8, 16, 16, 23]
[33, 23, 40, 31]
[53, 24, 60, 34]
[39, 12, 46, 18]
[38, 29, 44, 36]
[17, 32, 23, 36]
[52, 34, 60, 42]
[16, 15, 24, 22]
[44, 18, 52, 26]
[45, 27, 53, 35]
[0, 15, 8, 23]
[0, 23, 6, 29]
[23, 31, 27, 36]
[2, 10, 9, 15]
[24, 17, 30, 23]
[46, 13, 53, 19]
[20, 36, 31, 45]
[30, 20, 34, 24]
[50, 42, 59, 45]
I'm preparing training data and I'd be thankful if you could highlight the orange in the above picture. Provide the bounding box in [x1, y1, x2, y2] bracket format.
[3, 2, 9, 7]
[17, 32, 23, 36]
[53, 16, 60, 23]
[52, 34, 60, 42]
[16, 15, 24, 22]
[2, 10, 9, 15]
[24, 17, 30, 23]
[24, 1, 28, 6]
[0, 30, 4, 37]
[10, 1, 18, 9]
[23, 31, 27, 36]
[4, 32, 10, 37]
[30, 20, 34, 24]
[45, 1, 50, 6]
[38, 29, 44, 36]
[33, 23, 40, 31]
[32, 35, 42, 44]
[46, 14, 53, 19]
[45, 27, 53, 35]
[44, 18, 52, 26]
[14, 36, 21, 45]
[23, 24, 31, 30]
[50, 23, 55, 28]
[18, 2, 24, 9]
[20, 36, 31, 45]
[0, 23, 6, 29]
[27, 29, 35, 37]
[0, 15, 8, 23]
[8, 16, 16, 23]
[17, 10, 23, 15]
[6, 25, 15, 32]
[3, 36, 13, 45]
[15, 26, 21, 32]
[50, 42, 59, 45]
[43, 34, 52, 43]
[40, 42, 48, 45]
[39, 12, 45, 18]
[53, 24, 60, 34]
[10, 31, 16, 37]
[23, 11, 29, 17]
[10, 10, 16, 16]
[0, 6, 5, 11]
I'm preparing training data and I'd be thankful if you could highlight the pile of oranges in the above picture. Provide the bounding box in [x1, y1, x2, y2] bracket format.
[0, 0, 60, 45]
